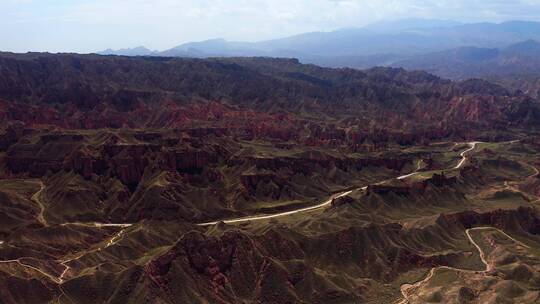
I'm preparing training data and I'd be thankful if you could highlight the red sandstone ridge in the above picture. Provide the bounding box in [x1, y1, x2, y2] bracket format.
[0, 54, 537, 145]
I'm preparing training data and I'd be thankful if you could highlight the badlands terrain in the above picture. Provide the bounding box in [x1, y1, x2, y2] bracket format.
[0, 53, 539, 303]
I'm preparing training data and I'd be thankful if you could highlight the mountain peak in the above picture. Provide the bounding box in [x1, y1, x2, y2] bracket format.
[97, 46, 154, 56]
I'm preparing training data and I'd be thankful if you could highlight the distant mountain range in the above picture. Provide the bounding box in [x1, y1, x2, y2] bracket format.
[98, 19, 540, 98]
[99, 46, 155, 57]
[391, 39, 540, 98]
[99, 19, 540, 61]
[394, 39, 540, 78]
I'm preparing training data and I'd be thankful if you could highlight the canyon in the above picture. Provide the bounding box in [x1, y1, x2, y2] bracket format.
[0, 53, 539, 303]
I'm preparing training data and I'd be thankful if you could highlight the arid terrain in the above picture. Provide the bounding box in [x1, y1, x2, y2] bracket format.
[0, 53, 539, 303]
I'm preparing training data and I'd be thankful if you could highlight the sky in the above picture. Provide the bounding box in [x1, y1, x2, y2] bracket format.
[2, 0, 540, 53]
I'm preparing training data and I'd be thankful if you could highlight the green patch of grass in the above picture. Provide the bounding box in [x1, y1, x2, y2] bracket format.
[427, 268, 460, 287]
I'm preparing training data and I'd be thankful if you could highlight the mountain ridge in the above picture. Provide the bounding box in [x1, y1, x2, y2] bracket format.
[97, 20, 540, 60]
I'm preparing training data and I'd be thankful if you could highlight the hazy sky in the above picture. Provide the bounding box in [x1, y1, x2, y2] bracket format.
[2, 0, 540, 53]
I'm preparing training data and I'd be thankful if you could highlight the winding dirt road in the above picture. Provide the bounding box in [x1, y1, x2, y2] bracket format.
[60, 222, 132, 228]
[0, 224, 132, 285]
[1, 179, 133, 285]
[0, 258, 63, 284]
[57, 226, 131, 283]
[454, 142, 481, 169]
[0, 141, 482, 287]
[30, 180, 48, 226]
[397, 227, 530, 304]
[198, 190, 354, 226]
[198, 141, 480, 226]
[395, 140, 539, 304]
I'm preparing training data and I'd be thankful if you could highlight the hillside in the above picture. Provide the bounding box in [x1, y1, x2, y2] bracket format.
[0, 53, 538, 132]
